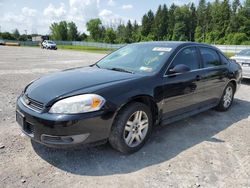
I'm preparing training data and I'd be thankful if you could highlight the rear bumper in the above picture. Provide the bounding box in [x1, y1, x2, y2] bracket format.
[16, 97, 115, 148]
[242, 67, 250, 79]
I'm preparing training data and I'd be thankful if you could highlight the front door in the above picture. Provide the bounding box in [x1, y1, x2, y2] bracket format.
[161, 46, 204, 120]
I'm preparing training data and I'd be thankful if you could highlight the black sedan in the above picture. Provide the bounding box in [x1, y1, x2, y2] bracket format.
[16, 42, 242, 154]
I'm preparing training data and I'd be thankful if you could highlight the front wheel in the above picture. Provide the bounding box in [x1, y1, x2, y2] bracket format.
[109, 102, 153, 154]
[216, 82, 235, 111]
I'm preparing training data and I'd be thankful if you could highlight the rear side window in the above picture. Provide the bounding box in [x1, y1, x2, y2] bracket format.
[219, 53, 229, 65]
[170, 47, 200, 71]
[200, 47, 221, 67]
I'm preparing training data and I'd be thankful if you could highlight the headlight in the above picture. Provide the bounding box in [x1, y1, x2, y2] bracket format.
[49, 94, 105, 114]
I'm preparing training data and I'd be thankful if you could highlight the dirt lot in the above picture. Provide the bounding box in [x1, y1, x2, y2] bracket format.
[0, 46, 250, 188]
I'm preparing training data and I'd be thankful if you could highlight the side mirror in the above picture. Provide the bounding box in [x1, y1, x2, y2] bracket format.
[168, 64, 191, 74]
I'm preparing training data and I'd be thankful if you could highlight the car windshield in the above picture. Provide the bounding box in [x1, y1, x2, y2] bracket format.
[96, 44, 173, 74]
[48, 41, 55, 44]
[237, 49, 250, 56]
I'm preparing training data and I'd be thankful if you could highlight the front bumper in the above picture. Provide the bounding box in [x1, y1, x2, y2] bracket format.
[48, 46, 57, 49]
[16, 97, 115, 147]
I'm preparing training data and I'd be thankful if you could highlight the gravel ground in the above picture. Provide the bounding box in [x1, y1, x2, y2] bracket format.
[0, 46, 250, 188]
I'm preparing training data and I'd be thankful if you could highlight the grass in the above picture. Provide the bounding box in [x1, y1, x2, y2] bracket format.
[224, 52, 235, 58]
[57, 45, 114, 54]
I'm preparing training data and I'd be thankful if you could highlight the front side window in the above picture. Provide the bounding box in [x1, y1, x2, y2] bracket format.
[200, 47, 221, 67]
[169, 47, 200, 71]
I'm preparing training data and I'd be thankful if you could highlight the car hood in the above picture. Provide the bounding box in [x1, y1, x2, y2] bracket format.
[25, 66, 141, 105]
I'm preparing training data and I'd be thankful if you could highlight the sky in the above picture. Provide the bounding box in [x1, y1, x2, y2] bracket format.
[0, 0, 245, 35]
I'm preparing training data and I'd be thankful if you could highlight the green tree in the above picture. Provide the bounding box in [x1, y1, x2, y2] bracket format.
[167, 4, 177, 40]
[154, 5, 163, 40]
[172, 5, 190, 41]
[221, 0, 231, 36]
[141, 10, 154, 37]
[228, 0, 241, 33]
[172, 22, 187, 41]
[104, 28, 116, 43]
[189, 3, 197, 41]
[125, 20, 133, 43]
[196, 0, 207, 42]
[67, 22, 79, 41]
[238, 0, 250, 37]
[161, 4, 169, 39]
[86, 18, 104, 41]
[195, 26, 203, 42]
[79, 33, 88, 41]
[50, 21, 68, 40]
[116, 24, 126, 43]
[132, 20, 140, 42]
[0, 32, 15, 40]
[153, 5, 169, 40]
[232, 0, 241, 13]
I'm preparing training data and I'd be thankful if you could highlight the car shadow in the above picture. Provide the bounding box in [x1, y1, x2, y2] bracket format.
[32, 98, 250, 176]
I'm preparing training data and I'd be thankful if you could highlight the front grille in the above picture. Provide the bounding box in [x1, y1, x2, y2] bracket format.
[22, 94, 44, 112]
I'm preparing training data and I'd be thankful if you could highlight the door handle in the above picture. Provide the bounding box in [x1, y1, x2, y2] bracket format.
[196, 75, 202, 81]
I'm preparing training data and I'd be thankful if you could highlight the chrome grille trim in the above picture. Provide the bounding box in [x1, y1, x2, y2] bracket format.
[21, 94, 44, 112]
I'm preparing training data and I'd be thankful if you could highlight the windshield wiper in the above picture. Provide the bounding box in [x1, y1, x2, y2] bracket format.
[108, 67, 134, 74]
[95, 64, 100, 68]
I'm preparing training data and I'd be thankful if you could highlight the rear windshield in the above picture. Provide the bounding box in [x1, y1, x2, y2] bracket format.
[237, 49, 250, 56]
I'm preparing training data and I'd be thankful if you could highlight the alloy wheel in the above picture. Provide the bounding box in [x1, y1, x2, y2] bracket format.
[123, 111, 149, 147]
[223, 86, 233, 108]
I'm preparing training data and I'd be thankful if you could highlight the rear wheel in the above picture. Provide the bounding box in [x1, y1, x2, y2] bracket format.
[109, 102, 153, 154]
[216, 82, 235, 111]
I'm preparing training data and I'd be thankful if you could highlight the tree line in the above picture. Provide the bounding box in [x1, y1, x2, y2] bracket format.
[0, 0, 249, 45]
[0, 29, 32, 41]
[85, 0, 250, 45]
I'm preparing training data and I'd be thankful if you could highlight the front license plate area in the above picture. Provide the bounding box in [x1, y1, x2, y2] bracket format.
[16, 110, 25, 128]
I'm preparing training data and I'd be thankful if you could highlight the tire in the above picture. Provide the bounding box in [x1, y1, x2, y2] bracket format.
[109, 102, 153, 154]
[216, 82, 235, 111]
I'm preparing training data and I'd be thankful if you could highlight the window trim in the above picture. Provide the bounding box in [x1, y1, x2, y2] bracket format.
[164, 45, 201, 77]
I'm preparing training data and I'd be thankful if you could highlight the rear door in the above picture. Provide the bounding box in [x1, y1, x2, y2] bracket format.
[197, 47, 228, 103]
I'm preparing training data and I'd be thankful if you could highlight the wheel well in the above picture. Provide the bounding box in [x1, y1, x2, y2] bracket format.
[126, 96, 159, 124]
[229, 80, 237, 92]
